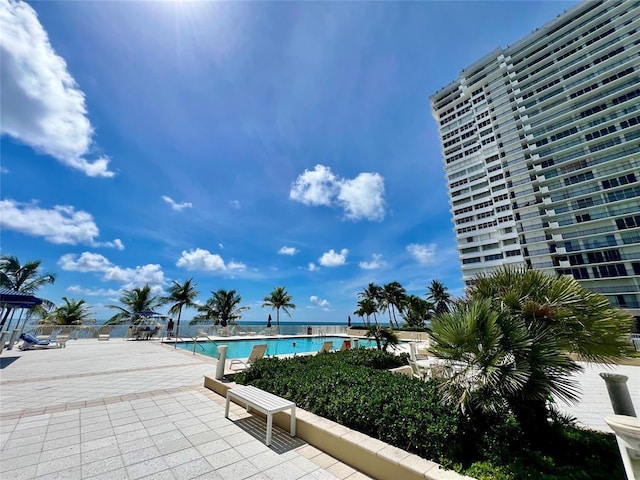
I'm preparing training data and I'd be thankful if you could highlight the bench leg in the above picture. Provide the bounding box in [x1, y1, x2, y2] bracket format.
[290, 406, 296, 437]
[225, 395, 231, 418]
[266, 414, 273, 446]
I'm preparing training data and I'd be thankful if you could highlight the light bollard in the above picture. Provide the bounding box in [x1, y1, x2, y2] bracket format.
[600, 373, 637, 417]
[215, 345, 228, 380]
[353, 338, 359, 349]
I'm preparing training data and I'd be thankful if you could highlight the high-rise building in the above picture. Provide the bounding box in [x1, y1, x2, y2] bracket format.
[430, 0, 640, 318]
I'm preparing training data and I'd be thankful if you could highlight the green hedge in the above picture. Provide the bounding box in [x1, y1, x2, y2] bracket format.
[234, 349, 624, 479]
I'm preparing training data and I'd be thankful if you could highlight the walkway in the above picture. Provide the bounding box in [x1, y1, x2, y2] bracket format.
[0, 340, 371, 480]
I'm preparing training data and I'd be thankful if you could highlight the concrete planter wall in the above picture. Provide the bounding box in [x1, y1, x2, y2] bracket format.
[204, 376, 473, 480]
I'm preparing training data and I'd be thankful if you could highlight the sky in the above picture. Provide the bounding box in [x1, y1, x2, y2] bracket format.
[1, 0, 578, 324]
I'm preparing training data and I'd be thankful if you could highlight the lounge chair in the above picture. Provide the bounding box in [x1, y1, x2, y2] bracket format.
[408, 359, 428, 380]
[55, 327, 73, 348]
[229, 344, 267, 371]
[98, 326, 111, 341]
[338, 339, 352, 351]
[319, 341, 333, 353]
[19, 333, 60, 351]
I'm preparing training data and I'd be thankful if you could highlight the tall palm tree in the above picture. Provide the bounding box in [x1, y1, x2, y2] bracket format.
[262, 286, 295, 334]
[354, 298, 377, 326]
[358, 283, 381, 325]
[160, 278, 199, 344]
[106, 285, 163, 325]
[41, 297, 95, 325]
[190, 289, 249, 327]
[427, 280, 451, 314]
[430, 266, 632, 439]
[401, 295, 433, 328]
[380, 281, 406, 328]
[0, 255, 56, 328]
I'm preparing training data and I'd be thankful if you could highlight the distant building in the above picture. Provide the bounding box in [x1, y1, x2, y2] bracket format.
[430, 0, 640, 319]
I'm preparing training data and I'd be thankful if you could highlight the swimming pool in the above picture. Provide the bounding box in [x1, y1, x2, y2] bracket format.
[177, 336, 380, 359]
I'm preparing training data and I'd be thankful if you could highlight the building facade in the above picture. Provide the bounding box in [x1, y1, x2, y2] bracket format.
[430, 0, 640, 317]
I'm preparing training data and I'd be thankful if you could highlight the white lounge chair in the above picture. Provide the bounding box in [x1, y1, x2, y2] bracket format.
[98, 326, 111, 341]
[229, 344, 267, 371]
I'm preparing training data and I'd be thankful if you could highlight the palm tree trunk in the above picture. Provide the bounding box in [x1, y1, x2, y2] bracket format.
[174, 307, 183, 349]
[276, 308, 281, 335]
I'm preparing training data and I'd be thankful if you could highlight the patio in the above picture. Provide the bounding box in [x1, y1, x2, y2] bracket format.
[0, 340, 371, 480]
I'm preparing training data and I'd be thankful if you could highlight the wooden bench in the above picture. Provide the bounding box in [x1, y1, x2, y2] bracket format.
[225, 385, 296, 446]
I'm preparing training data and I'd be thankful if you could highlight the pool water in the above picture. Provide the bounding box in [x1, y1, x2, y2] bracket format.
[177, 336, 380, 359]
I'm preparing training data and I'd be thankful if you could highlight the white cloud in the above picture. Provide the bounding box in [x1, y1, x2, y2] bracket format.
[67, 285, 121, 297]
[59, 252, 111, 272]
[308, 262, 319, 272]
[278, 246, 299, 256]
[162, 195, 193, 211]
[176, 248, 245, 272]
[309, 295, 330, 310]
[0, 0, 113, 177]
[59, 252, 165, 292]
[319, 248, 348, 267]
[359, 253, 386, 270]
[337, 172, 385, 221]
[407, 243, 437, 265]
[289, 164, 385, 221]
[289, 164, 338, 206]
[218, 243, 224, 249]
[0, 199, 120, 247]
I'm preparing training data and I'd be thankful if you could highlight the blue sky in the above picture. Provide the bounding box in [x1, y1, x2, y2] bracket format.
[1, 0, 577, 323]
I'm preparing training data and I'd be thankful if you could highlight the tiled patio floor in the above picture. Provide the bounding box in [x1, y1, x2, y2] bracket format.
[0, 340, 372, 480]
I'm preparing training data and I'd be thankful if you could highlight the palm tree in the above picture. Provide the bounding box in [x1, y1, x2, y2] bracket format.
[401, 295, 433, 328]
[380, 281, 406, 328]
[430, 266, 632, 439]
[190, 289, 249, 327]
[262, 286, 295, 334]
[427, 280, 451, 314]
[358, 283, 381, 325]
[106, 285, 163, 325]
[354, 298, 377, 327]
[41, 297, 95, 325]
[0, 255, 56, 328]
[365, 325, 399, 352]
[160, 278, 199, 344]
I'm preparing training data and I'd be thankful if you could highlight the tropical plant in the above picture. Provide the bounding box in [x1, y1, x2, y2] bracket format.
[429, 266, 632, 439]
[40, 297, 95, 325]
[427, 279, 452, 314]
[0, 255, 56, 328]
[106, 285, 163, 325]
[354, 298, 378, 327]
[160, 278, 199, 342]
[358, 283, 381, 325]
[379, 281, 406, 328]
[365, 325, 399, 352]
[190, 289, 249, 327]
[262, 286, 295, 333]
[402, 295, 433, 328]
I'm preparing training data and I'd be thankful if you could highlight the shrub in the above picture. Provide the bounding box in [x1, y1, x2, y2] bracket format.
[233, 349, 625, 479]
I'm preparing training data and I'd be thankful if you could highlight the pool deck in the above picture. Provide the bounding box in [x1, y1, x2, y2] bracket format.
[0, 339, 373, 480]
[1, 338, 638, 480]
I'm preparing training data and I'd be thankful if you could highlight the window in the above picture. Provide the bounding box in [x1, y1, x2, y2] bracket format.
[592, 263, 628, 278]
[576, 213, 591, 223]
[484, 254, 504, 261]
[505, 249, 521, 257]
[615, 215, 640, 230]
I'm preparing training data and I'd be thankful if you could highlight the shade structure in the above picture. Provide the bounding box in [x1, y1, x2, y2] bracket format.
[347, 315, 351, 327]
[0, 288, 43, 309]
[136, 309, 162, 318]
[267, 314, 272, 328]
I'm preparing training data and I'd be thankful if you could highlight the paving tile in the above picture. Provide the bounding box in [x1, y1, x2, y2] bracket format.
[326, 462, 357, 479]
[118, 435, 156, 454]
[162, 446, 204, 468]
[81, 444, 120, 464]
[38, 444, 81, 462]
[126, 457, 171, 480]
[0, 464, 38, 480]
[195, 437, 232, 456]
[84, 467, 130, 480]
[217, 458, 260, 480]
[171, 457, 218, 479]
[121, 446, 164, 466]
[82, 454, 126, 478]
[34, 453, 81, 477]
[33, 465, 82, 480]
[204, 446, 245, 469]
